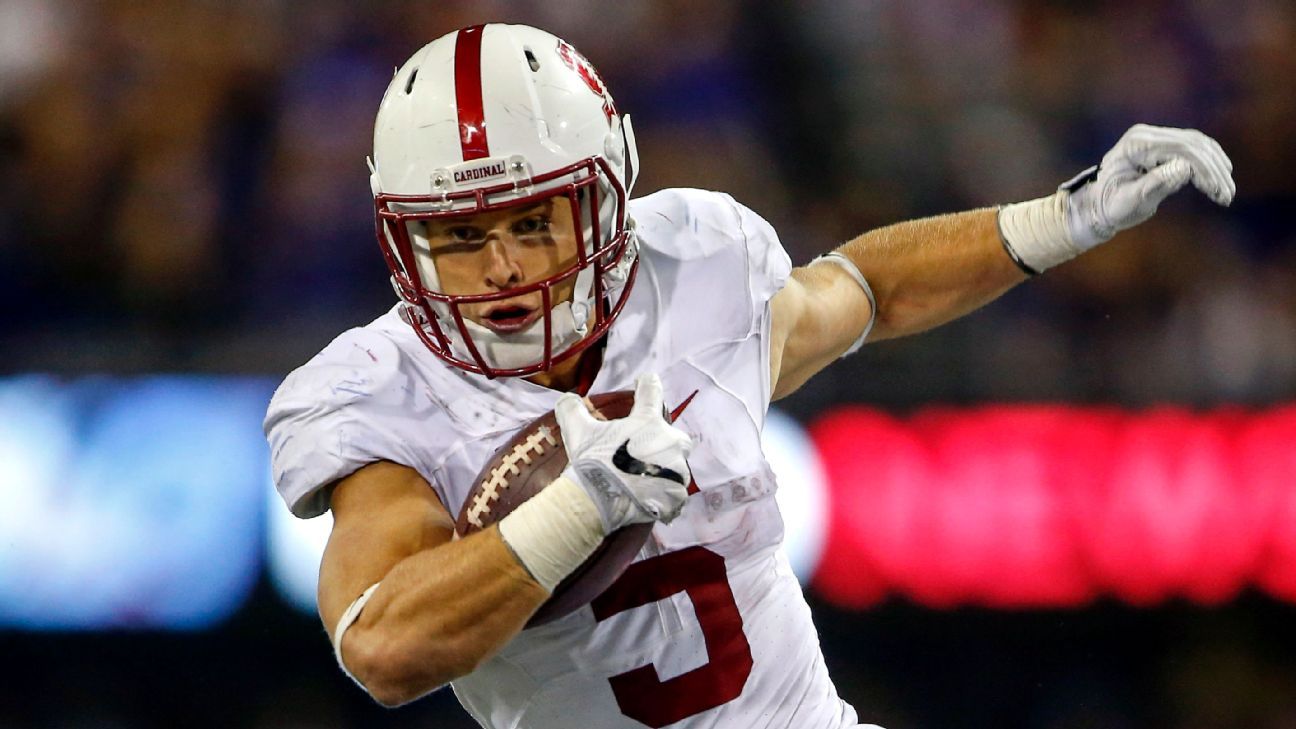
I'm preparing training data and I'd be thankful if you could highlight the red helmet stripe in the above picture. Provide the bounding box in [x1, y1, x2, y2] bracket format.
[454, 25, 490, 161]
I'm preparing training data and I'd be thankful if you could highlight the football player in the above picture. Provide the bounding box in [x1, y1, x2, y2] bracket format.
[265, 23, 1234, 728]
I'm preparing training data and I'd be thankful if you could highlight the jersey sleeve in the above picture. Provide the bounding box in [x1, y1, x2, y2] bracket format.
[635, 188, 792, 342]
[717, 193, 792, 410]
[724, 192, 793, 338]
[633, 188, 793, 415]
[263, 327, 432, 518]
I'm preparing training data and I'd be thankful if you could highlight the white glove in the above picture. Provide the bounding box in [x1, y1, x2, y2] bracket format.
[554, 373, 694, 533]
[999, 124, 1236, 273]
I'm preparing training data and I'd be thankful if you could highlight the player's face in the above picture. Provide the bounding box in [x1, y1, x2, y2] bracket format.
[423, 196, 580, 333]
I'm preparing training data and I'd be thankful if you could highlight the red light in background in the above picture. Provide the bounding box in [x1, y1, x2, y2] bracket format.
[809, 405, 1296, 609]
[1238, 408, 1296, 601]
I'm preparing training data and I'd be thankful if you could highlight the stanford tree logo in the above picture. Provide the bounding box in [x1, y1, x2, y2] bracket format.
[556, 40, 617, 123]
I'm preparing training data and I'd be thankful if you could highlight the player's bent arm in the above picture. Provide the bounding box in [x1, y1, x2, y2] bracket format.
[771, 124, 1236, 399]
[769, 208, 1026, 400]
[319, 461, 548, 707]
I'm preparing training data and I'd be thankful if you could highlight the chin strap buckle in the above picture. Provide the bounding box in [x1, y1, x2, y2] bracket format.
[570, 300, 591, 337]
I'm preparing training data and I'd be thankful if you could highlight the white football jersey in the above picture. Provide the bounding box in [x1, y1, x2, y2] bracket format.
[266, 188, 874, 729]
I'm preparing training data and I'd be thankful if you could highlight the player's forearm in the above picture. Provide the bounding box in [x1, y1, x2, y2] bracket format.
[341, 526, 547, 706]
[836, 207, 1026, 341]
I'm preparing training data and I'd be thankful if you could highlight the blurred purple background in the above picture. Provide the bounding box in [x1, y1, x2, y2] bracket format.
[3, 0, 1293, 408]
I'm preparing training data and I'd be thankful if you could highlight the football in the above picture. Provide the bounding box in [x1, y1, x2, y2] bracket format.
[455, 390, 653, 627]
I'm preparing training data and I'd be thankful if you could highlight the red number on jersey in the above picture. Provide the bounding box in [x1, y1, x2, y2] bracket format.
[590, 547, 754, 727]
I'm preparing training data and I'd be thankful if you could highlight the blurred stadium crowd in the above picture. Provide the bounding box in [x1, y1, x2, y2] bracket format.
[2, 0, 1293, 408]
[1, 1, 1294, 728]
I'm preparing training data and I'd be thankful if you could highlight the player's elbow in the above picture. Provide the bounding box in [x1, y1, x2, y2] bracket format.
[366, 678, 421, 709]
[347, 629, 467, 707]
[363, 668, 433, 709]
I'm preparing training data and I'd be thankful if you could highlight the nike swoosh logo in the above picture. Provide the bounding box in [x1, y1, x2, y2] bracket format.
[668, 390, 698, 423]
[613, 441, 686, 485]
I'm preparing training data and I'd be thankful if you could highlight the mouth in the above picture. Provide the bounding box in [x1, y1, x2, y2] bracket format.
[480, 304, 539, 334]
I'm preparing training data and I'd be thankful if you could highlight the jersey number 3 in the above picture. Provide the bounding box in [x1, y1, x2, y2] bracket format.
[591, 546, 754, 727]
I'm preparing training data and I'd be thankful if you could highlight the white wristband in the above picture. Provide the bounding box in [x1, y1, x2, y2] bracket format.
[809, 252, 876, 355]
[333, 582, 381, 687]
[496, 476, 605, 593]
[997, 191, 1080, 273]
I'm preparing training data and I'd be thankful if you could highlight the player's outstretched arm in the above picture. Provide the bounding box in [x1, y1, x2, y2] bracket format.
[769, 124, 1234, 399]
[319, 461, 548, 707]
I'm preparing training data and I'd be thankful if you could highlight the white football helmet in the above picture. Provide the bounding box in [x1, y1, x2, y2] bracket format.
[370, 24, 641, 378]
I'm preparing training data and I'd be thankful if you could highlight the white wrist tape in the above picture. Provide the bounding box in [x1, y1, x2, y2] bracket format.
[810, 252, 876, 355]
[997, 191, 1080, 273]
[333, 582, 381, 687]
[496, 475, 605, 593]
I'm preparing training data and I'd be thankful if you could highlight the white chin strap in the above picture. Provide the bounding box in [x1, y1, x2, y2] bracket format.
[447, 296, 586, 371]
